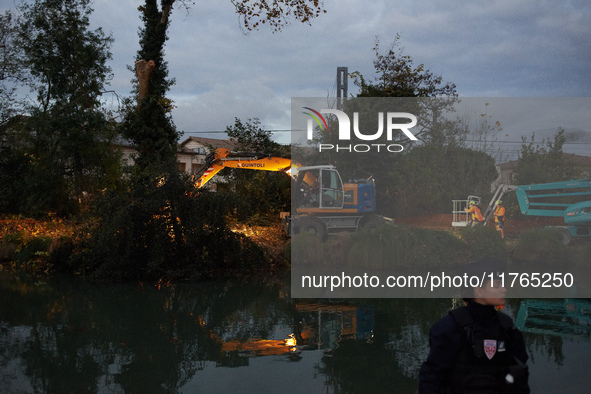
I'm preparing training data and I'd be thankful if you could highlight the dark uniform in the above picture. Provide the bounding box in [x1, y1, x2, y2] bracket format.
[419, 301, 529, 393]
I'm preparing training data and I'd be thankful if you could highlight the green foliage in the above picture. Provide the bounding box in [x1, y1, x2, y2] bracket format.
[0, 10, 24, 124]
[573, 241, 591, 269]
[515, 129, 580, 185]
[288, 224, 478, 270]
[0, 0, 121, 216]
[64, 2, 302, 281]
[0, 143, 29, 214]
[136, 1, 173, 98]
[124, 2, 178, 166]
[353, 35, 457, 99]
[61, 0, 189, 280]
[68, 173, 268, 280]
[220, 170, 291, 222]
[310, 36, 496, 220]
[288, 233, 326, 266]
[0, 231, 23, 262]
[0, 113, 122, 217]
[511, 228, 569, 266]
[121, 97, 179, 169]
[458, 225, 508, 262]
[346, 224, 468, 270]
[13, 236, 52, 265]
[376, 145, 497, 218]
[226, 117, 287, 154]
[18, 0, 113, 109]
[223, 118, 291, 220]
[1, 0, 329, 280]
[308, 106, 498, 219]
[0, 231, 56, 273]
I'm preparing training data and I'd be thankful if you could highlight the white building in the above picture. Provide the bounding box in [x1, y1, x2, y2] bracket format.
[176, 136, 236, 174]
[116, 136, 236, 175]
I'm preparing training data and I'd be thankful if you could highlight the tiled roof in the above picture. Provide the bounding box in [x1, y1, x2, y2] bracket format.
[179, 136, 236, 151]
[112, 136, 237, 154]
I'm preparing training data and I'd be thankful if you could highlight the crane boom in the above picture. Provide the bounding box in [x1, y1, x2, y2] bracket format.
[474, 179, 591, 244]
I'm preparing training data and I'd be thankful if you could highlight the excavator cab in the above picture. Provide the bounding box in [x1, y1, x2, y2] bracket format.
[296, 166, 344, 210]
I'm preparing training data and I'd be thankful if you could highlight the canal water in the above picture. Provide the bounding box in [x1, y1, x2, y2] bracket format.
[1, 272, 590, 393]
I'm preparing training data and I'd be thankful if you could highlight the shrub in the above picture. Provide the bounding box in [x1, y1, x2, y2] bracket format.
[458, 225, 508, 262]
[288, 233, 326, 267]
[573, 241, 591, 269]
[511, 228, 569, 266]
[346, 224, 467, 270]
[65, 172, 271, 281]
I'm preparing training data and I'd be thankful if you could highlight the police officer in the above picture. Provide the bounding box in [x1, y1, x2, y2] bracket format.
[418, 259, 529, 393]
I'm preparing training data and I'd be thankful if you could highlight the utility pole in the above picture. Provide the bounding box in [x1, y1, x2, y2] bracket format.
[336, 66, 348, 111]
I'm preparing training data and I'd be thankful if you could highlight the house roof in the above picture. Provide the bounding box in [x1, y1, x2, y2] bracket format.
[112, 136, 237, 154]
[179, 136, 236, 151]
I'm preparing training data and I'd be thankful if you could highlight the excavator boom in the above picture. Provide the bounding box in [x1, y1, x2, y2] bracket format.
[194, 148, 297, 188]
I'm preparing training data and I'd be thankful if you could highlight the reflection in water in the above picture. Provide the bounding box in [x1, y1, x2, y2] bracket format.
[515, 299, 591, 340]
[220, 335, 298, 357]
[294, 303, 375, 351]
[1, 272, 590, 393]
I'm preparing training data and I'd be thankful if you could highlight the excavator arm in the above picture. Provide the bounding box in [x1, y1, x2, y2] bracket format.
[193, 148, 298, 188]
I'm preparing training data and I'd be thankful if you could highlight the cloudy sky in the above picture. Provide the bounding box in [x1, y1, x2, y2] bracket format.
[6, 0, 591, 152]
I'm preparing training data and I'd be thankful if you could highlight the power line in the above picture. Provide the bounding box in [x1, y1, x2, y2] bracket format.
[181, 129, 297, 134]
[463, 139, 591, 145]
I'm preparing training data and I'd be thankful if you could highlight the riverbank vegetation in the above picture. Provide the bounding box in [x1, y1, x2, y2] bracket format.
[4, 215, 591, 280]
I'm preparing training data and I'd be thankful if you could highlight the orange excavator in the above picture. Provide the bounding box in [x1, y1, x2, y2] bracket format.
[193, 148, 296, 188]
[193, 148, 388, 240]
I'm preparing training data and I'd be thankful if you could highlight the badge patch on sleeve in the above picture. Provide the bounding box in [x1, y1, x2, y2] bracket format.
[484, 339, 497, 360]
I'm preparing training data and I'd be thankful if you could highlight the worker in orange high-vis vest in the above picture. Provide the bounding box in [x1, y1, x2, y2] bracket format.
[493, 200, 506, 238]
[465, 200, 484, 227]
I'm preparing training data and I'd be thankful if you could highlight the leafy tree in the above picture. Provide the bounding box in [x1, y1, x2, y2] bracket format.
[0, 10, 24, 124]
[0, 11, 27, 212]
[493, 129, 584, 220]
[123, 3, 178, 170]
[309, 37, 502, 219]
[349, 35, 458, 145]
[515, 129, 579, 185]
[0, 0, 120, 215]
[19, 0, 113, 111]
[353, 35, 457, 99]
[223, 118, 291, 222]
[312, 35, 457, 154]
[226, 117, 286, 154]
[384, 145, 497, 217]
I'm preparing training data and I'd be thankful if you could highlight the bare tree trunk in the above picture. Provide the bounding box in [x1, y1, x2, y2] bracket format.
[135, 59, 155, 106]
